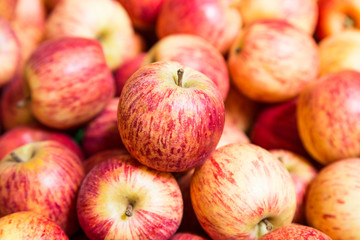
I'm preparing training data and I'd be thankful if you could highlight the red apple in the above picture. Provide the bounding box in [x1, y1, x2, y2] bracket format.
[82, 149, 129, 174]
[0, 211, 69, 239]
[143, 34, 230, 100]
[216, 120, 250, 149]
[258, 223, 331, 240]
[0, 141, 85, 235]
[118, 61, 225, 172]
[77, 153, 183, 240]
[45, 0, 138, 70]
[269, 149, 318, 224]
[170, 233, 209, 240]
[306, 158, 360, 239]
[297, 70, 360, 165]
[24, 37, 115, 129]
[190, 143, 296, 239]
[156, 0, 242, 54]
[0, 0, 17, 20]
[228, 19, 319, 103]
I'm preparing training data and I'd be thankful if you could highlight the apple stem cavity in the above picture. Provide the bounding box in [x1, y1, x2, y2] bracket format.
[125, 204, 133, 217]
[177, 68, 184, 87]
[344, 15, 355, 29]
[10, 152, 24, 163]
[16, 96, 31, 108]
[258, 218, 273, 237]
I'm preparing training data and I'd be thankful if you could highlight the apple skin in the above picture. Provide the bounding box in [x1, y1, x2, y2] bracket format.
[306, 158, 360, 239]
[0, 141, 85, 235]
[190, 143, 296, 240]
[118, 0, 166, 30]
[0, 211, 69, 239]
[170, 233, 209, 240]
[0, 0, 17, 20]
[228, 19, 319, 103]
[318, 29, 360, 76]
[45, 0, 137, 70]
[82, 97, 126, 157]
[216, 120, 250, 149]
[258, 223, 332, 240]
[143, 34, 230, 100]
[156, 0, 242, 54]
[77, 153, 183, 240]
[0, 16, 20, 88]
[0, 74, 38, 130]
[250, 98, 309, 157]
[239, 0, 318, 35]
[117, 61, 225, 172]
[269, 149, 318, 224]
[114, 53, 147, 96]
[24, 37, 115, 130]
[82, 149, 129, 174]
[297, 70, 360, 165]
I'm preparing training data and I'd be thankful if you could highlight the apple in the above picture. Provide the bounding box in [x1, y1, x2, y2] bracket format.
[0, 0, 17, 20]
[238, 0, 318, 35]
[77, 152, 183, 240]
[306, 158, 360, 239]
[82, 149, 129, 174]
[258, 223, 331, 240]
[114, 53, 147, 96]
[118, 0, 166, 30]
[24, 37, 115, 130]
[81, 97, 126, 157]
[297, 70, 360, 165]
[0, 125, 84, 161]
[0, 16, 20, 88]
[269, 149, 318, 224]
[190, 143, 297, 239]
[143, 34, 230, 100]
[156, 0, 242, 54]
[228, 19, 320, 103]
[316, 0, 360, 40]
[0, 211, 69, 239]
[318, 29, 360, 76]
[216, 120, 250, 149]
[45, 0, 138, 70]
[250, 98, 309, 157]
[117, 61, 225, 172]
[0, 141, 85, 235]
[170, 233, 208, 240]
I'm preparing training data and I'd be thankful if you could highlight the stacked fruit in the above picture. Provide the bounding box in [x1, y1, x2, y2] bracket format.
[0, 0, 359, 239]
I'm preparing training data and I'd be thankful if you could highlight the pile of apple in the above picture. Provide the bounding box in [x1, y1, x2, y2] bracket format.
[0, 0, 360, 239]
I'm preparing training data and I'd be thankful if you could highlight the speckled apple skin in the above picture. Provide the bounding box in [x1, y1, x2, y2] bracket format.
[306, 158, 360, 240]
[0, 211, 69, 240]
[24, 37, 115, 130]
[117, 61, 225, 172]
[77, 154, 183, 240]
[258, 223, 331, 240]
[190, 143, 296, 240]
[170, 232, 208, 240]
[297, 70, 360, 164]
[228, 19, 319, 103]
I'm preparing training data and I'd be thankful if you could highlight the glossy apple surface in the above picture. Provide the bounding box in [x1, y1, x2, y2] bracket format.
[170, 233, 208, 240]
[82, 149, 129, 174]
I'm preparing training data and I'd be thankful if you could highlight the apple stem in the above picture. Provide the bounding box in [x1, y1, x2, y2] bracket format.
[258, 218, 273, 237]
[263, 219, 273, 231]
[177, 68, 184, 87]
[125, 204, 133, 217]
[10, 152, 24, 163]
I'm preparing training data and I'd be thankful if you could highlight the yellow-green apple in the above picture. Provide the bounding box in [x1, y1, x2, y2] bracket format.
[24, 37, 115, 129]
[269, 149, 318, 224]
[319, 29, 360, 76]
[238, 0, 318, 35]
[0, 141, 85, 235]
[117, 61, 225, 172]
[228, 19, 319, 103]
[224, 84, 260, 132]
[0, 211, 69, 239]
[190, 143, 297, 239]
[297, 70, 360, 165]
[118, 0, 166, 30]
[250, 98, 309, 157]
[0, 74, 38, 130]
[114, 53, 147, 96]
[81, 98, 126, 157]
[216, 120, 250, 149]
[258, 223, 332, 240]
[316, 0, 360, 40]
[143, 34, 230, 100]
[45, 0, 138, 70]
[156, 0, 242, 54]
[0, 125, 84, 160]
[82, 149, 128, 174]
[171, 233, 209, 240]
[306, 158, 360, 239]
[0, 16, 20, 88]
[77, 153, 183, 240]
